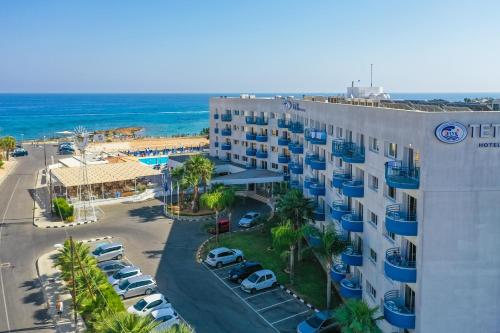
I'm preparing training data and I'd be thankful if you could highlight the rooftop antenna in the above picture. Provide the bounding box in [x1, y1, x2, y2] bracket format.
[351, 80, 360, 87]
[370, 64, 373, 87]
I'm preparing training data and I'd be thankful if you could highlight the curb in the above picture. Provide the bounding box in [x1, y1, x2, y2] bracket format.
[165, 211, 215, 223]
[80, 235, 114, 243]
[280, 285, 320, 313]
[36, 218, 99, 229]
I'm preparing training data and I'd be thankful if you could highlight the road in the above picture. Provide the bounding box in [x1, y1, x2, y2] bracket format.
[0, 144, 274, 333]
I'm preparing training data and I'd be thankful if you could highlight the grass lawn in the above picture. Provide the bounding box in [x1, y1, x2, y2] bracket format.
[204, 228, 342, 309]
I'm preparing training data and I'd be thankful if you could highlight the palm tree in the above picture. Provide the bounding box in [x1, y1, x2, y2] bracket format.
[317, 228, 347, 308]
[92, 310, 159, 333]
[198, 156, 214, 194]
[54, 239, 97, 281]
[184, 155, 214, 212]
[334, 299, 383, 333]
[0, 136, 15, 161]
[159, 323, 193, 333]
[275, 189, 314, 261]
[170, 166, 188, 211]
[200, 186, 235, 242]
[271, 220, 305, 285]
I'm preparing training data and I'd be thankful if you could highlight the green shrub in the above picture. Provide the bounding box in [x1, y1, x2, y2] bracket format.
[53, 197, 74, 221]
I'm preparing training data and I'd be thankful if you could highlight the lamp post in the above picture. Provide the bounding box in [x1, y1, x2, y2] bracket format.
[43, 135, 47, 171]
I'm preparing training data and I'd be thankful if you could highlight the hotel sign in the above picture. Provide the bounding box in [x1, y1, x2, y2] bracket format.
[436, 121, 500, 148]
[283, 100, 305, 112]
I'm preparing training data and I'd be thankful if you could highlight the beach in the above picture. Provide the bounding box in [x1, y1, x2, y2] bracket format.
[87, 136, 209, 154]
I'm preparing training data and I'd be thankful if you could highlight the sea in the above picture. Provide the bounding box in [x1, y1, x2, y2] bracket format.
[1, 92, 500, 140]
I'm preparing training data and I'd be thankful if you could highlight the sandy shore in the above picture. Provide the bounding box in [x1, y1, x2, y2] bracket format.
[87, 136, 209, 154]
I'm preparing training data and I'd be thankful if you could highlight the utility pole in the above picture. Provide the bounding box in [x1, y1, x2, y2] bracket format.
[43, 135, 47, 171]
[370, 63, 373, 87]
[69, 236, 78, 330]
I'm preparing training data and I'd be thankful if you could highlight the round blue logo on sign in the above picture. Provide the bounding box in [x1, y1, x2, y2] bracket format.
[435, 121, 468, 144]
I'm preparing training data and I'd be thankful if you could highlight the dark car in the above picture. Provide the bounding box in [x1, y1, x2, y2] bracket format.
[228, 261, 263, 283]
[297, 310, 340, 333]
[12, 148, 28, 157]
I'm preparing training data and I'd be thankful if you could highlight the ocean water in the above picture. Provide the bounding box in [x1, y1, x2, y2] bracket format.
[1, 92, 500, 140]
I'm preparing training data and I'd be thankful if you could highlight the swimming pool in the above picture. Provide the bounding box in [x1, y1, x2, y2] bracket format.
[139, 156, 169, 165]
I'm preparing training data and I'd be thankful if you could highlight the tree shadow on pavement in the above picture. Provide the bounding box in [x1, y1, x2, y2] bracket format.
[128, 205, 165, 223]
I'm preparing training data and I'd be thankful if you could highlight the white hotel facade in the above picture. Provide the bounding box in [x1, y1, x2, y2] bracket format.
[209, 93, 500, 333]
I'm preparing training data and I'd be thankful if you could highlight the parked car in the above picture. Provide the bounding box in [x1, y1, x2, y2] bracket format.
[240, 269, 277, 294]
[97, 260, 130, 275]
[238, 212, 260, 228]
[113, 275, 157, 299]
[127, 293, 171, 316]
[228, 261, 263, 283]
[205, 247, 244, 268]
[108, 266, 142, 286]
[11, 148, 28, 157]
[91, 242, 124, 262]
[207, 217, 230, 234]
[297, 310, 340, 333]
[150, 307, 180, 332]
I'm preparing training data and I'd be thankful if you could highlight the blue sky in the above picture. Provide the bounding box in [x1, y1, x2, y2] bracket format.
[1, 0, 499, 93]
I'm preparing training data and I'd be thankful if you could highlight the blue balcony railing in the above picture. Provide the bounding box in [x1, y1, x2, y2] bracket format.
[341, 213, 364, 233]
[340, 278, 362, 299]
[246, 148, 257, 156]
[304, 153, 318, 166]
[310, 158, 326, 171]
[278, 155, 291, 164]
[255, 116, 268, 125]
[384, 290, 416, 329]
[303, 177, 316, 189]
[290, 180, 300, 190]
[221, 143, 231, 150]
[256, 150, 268, 159]
[385, 160, 420, 189]
[313, 206, 325, 221]
[307, 233, 322, 247]
[290, 122, 304, 134]
[246, 132, 256, 140]
[341, 246, 363, 266]
[221, 114, 232, 122]
[332, 170, 351, 188]
[278, 137, 291, 146]
[245, 116, 256, 124]
[385, 248, 417, 283]
[214, 128, 219, 134]
[386, 204, 418, 236]
[330, 262, 347, 282]
[255, 134, 268, 142]
[289, 162, 303, 175]
[221, 128, 232, 136]
[283, 173, 290, 181]
[332, 139, 345, 157]
[332, 139, 365, 163]
[342, 180, 364, 197]
[331, 200, 349, 221]
[309, 182, 326, 196]
[277, 119, 290, 128]
[305, 129, 327, 145]
[288, 142, 304, 154]
[213, 114, 219, 120]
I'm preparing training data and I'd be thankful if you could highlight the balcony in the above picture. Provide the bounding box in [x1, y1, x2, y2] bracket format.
[310, 158, 326, 171]
[303, 177, 316, 189]
[386, 204, 418, 236]
[332, 140, 365, 163]
[312, 206, 325, 221]
[255, 134, 268, 142]
[221, 128, 231, 136]
[341, 246, 363, 266]
[214, 142, 219, 148]
[385, 248, 417, 283]
[289, 162, 303, 175]
[385, 160, 420, 189]
[384, 291, 416, 329]
[342, 180, 364, 198]
[288, 142, 304, 154]
[341, 213, 363, 232]
[283, 173, 290, 181]
[307, 233, 322, 247]
[256, 150, 268, 159]
[278, 155, 291, 164]
[290, 122, 304, 134]
[309, 182, 326, 196]
[245, 116, 256, 124]
[246, 132, 256, 141]
[340, 278, 362, 299]
[246, 148, 257, 157]
[278, 137, 291, 146]
[331, 200, 349, 221]
[221, 114, 232, 122]
[330, 262, 347, 282]
[213, 114, 219, 120]
[277, 119, 290, 129]
[305, 129, 327, 145]
[214, 128, 219, 134]
[255, 116, 268, 125]
[332, 170, 351, 189]
[221, 143, 231, 150]
[290, 180, 300, 190]
[304, 153, 317, 166]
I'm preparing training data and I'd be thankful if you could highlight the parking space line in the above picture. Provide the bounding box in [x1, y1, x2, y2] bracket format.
[257, 299, 294, 312]
[244, 288, 280, 300]
[271, 310, 311, 325]
[202, 264, 280, 333]
[231, 285, 241, 290]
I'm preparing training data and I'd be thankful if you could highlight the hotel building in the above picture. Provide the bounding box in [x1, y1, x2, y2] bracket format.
[209, 92, 500, 333]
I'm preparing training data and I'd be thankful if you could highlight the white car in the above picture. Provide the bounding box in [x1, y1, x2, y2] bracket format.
[150, 307, 180, 332]
[240, 269, 277, 294]
[238, 212, 260, 228]
[205, 247, 244, 268]
[127, 293, 171, 316]
[108, 266, 141, 286]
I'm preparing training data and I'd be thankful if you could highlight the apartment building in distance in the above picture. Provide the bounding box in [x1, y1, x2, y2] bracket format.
[209, 90, 500, 333]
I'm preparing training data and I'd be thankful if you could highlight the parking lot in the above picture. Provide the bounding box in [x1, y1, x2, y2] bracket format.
[202, 261, 316, 333]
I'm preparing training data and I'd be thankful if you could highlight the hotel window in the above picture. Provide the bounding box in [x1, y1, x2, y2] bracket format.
[234, 140, 239, 145]
[271, 146, 278, 152]
[368, 174, 379, 191]
[369, 248, 377, 263]
[365, 280, 377, 300]
[328, 125, 334, 135]
[385, 142, 398, 159]
[271, 163, 278, 169]
[272, 129, 279, 136]
[384, 184, 397, 201]
[233, 154, 239, 160]
[242, 156, 248, 162]
[368, 210, 378, 227]
[234, 110, 240, 115]
[369, 136, 379, 153]
[270, 113, 275, 119]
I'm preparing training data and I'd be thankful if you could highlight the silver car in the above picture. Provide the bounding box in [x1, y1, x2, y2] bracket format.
[92, 242, 124, 262]
[205, 247, 244, 268]
[113, 275, 157, 299]
[108, 266, 142, 286]
[97, 260, 130, 275]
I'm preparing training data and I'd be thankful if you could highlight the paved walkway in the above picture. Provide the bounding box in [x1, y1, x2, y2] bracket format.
[0, 158, 17, 187]
[36, 250, 86, 332]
